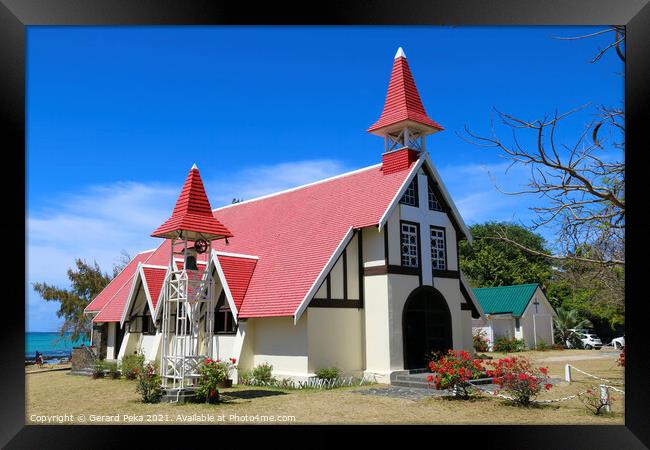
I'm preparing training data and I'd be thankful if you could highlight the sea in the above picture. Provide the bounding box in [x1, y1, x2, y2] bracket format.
[25, 332, 90, 363]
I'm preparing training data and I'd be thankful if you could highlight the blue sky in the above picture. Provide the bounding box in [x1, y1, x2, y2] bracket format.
[27, 26, 623, 331]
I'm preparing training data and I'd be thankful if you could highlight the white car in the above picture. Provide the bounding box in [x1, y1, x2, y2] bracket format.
[567, 329, 603, 350]
[610, 336, 625, 349]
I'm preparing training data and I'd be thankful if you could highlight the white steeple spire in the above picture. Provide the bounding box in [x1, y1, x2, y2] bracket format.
[191, 163, 198, 170]
[394, 47, 406, 59]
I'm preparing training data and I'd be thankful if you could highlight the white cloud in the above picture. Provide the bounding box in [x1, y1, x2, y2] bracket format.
[27, 159, 350, 330]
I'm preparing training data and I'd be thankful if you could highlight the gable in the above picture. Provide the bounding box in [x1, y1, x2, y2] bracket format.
[378, 153, 471, 243]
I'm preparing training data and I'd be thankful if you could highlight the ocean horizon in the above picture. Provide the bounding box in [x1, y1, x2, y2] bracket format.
[25, 331, 90, 360]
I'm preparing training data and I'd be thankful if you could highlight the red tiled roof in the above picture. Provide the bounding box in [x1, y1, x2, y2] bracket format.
[92, 241, 172, 322]
[92, 157, 418, 322]
[152, 165, 233, 240]
[212, 159, 418, 318]
[218, 255, 257, 311]
[85, 250, 155, 312]
[368, 50, 443, 134]
[142, 266, 166, 310]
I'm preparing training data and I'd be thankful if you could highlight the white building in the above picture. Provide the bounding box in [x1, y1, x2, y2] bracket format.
[471, 284, 556, 351]
[84, 47, 485, 384]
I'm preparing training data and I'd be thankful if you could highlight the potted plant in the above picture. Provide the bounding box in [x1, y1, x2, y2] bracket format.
[216, 358, 237, 388]
[196, 358, 225, 403]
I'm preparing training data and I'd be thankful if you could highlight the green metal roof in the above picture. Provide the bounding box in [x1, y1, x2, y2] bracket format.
[471, 284, 539, 317]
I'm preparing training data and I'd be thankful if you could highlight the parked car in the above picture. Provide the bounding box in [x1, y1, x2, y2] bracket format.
[567, 329, 603, 350]
[610, 335, 625, 349]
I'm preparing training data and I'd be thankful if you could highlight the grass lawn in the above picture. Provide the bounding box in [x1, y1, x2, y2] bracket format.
[26, 349, 624, 425]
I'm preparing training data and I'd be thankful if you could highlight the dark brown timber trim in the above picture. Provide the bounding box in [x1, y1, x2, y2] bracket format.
[326, 273, 331, 299]
[364, 264, 420, 277]
[358, 229, 364, 307]
[400, 219, 422, 285]
[342, 248, 348, 300]
[459, 280, 481, 319]
[432, 269, 459, 279]
[310, 298, 363, 308]
[383, 222, 389, 265]
[461, 303, 472, 311]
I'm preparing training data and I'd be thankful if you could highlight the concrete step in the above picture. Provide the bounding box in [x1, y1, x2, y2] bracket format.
[68, 369, 93, 376]
[391, 375, 495, 388]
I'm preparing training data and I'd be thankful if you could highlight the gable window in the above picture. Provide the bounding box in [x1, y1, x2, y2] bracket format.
[401, 222, 419, 267]
[142, 310, 155, 335]
[430, 226, 447, 271]
[428, 183, 443, 211]
[213, 291, 237, 334]
[399, 178, 418, 207]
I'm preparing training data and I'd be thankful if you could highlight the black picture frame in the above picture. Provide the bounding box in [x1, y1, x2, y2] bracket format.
[3, 0, 648, 447]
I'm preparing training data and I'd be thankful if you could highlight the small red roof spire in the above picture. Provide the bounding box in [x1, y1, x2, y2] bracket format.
[367, 47, 443, 136]
[151, 164, 233, 241]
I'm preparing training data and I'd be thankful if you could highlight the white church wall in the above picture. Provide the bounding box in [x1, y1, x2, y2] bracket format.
[307, 307, 364, 376]
[362, 226, 385, 267]
[252, 314, 309, 378]
[363, 274, 391, 380]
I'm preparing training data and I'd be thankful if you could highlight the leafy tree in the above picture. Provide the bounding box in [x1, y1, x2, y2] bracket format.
[460, 222, 552, 288]
[553, 307, 593, 348]
[32, 259, 116, 342]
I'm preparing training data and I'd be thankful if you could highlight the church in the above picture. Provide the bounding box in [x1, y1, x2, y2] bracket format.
[84, 47, 484, 384]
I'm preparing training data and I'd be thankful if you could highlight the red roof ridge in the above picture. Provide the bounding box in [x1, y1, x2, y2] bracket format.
[213, 162, 382, 212]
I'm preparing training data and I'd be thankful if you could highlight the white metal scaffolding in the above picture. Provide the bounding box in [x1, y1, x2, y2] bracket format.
[160, 238, 215, 393]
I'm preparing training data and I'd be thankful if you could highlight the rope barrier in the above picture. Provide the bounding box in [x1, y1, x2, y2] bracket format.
[470, 381, 624, 404]
[567, 364, 624, 386]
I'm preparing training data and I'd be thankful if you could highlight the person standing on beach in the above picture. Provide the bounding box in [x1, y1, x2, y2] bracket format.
[35, 350, 43, 367]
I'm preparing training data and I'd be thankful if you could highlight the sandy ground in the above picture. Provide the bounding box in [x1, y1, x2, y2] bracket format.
[25, 349, 624, 425]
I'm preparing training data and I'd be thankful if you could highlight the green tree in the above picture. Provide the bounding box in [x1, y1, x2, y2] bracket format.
[32, 259, 115, 342]
[459, 222, 552, 288]
[553, 307, 593, 348]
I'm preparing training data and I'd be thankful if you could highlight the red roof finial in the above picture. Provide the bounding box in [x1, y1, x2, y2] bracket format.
[367, 47, 443, 136]
[151, 164, 233, 241]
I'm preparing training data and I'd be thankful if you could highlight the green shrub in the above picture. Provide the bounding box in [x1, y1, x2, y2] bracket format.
[135, 362, 162, 403]
[493, 336, 527, 353]
[105, 360, 120, 379]
[315, 366, 341, 381]
[92, 360, 107, 379]
[251, 363, 275, 383]
[122, 353, 145, 380]
[535, 341, 550, 351]
[238, 369, 252, 385]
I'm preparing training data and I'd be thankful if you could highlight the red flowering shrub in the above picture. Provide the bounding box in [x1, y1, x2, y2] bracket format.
[617, 348, 625, 367]
[195, 357, 237, 403]
[428, 350, 486, 398]
[486, 356, 552, 406]
[472, 329, 489, 352]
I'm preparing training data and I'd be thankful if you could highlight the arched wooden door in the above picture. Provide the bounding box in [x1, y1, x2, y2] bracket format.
[402, 286, 453, 370]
